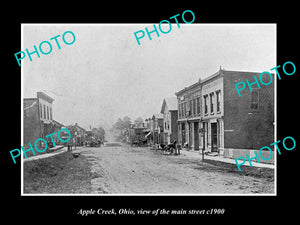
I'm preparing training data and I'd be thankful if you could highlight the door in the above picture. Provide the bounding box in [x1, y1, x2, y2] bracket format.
[181, 123, 186, 145]
[203, 122, 207, 150]
[211, 123, 218, 152]
[194, 122, 199, 150]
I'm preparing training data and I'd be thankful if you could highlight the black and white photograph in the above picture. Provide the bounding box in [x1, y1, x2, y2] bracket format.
[21, 23, 276, 195]
[4, 5, 298, 220]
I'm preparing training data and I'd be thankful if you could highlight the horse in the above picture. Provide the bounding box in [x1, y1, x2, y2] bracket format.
[163, 140, 177, 155]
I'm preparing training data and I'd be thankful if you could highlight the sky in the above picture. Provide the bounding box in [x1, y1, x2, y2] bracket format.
[22, 24, 276, 130]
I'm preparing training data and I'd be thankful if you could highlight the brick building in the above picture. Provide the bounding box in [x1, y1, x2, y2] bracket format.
[175, 68, 274, 162]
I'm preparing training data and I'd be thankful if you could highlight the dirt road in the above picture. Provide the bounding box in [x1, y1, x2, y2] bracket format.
[80, 143, 274, 194]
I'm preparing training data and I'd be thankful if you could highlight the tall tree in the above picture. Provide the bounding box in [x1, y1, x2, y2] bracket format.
[112, 116, 132, 130]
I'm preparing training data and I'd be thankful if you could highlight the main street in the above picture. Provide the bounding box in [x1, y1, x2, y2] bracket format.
[77, 143, 274, 194]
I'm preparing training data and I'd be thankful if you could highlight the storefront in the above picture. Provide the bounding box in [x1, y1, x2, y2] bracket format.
[199, 118, 224, 154]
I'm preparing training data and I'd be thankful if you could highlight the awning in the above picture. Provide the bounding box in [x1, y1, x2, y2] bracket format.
[145, 131, 152, 138]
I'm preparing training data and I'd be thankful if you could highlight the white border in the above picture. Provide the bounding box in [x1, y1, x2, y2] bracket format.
[21, 23, 277, 196]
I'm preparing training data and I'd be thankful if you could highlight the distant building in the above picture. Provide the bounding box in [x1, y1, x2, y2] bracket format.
[160, 97, 178, 145]
[66, 123, 86, 146]
[151, 114, 164, 145]
[53, 120, 65, 145]
[176, 68, 274, 162]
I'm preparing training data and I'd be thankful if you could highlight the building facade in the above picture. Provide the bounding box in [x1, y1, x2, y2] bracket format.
[201, 71, 224, 154]
[160, 97, 178, 145]
[23, 92, 55, 149]
[151, 114, 164, 145]
[66, 123, 87, 146]
[175, 68, 274, 162]
[176, 79, 202, 150]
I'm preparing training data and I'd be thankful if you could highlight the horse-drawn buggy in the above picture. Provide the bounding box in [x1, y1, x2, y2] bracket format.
[130, 134, 147, 146]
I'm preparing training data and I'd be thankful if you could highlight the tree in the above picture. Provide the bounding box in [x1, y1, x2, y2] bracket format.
[91, 126, 106, 141]
[112, 116, 132, 131]
[134, 117, 144, 127]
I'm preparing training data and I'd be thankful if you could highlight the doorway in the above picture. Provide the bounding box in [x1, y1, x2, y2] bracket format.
[211, 122, 218, 152]
[181, 123, 185, 145]
[194, 122, 199, 150]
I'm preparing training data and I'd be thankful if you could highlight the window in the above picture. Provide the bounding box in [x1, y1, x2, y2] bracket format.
[178, 104, 181, 118]
[193, 98, 196, 116]
[210, 93, 214, 113]
[189, 100, 192, 116]
[204, 95, 208, 114]
[251, 91, 259, 109]
[50, 107, 52, 120]
[47, 106, 49, 119]
[43, 105, 46, 119]
[40, 103, 43, 118]
[196, 97, 200, 114]
[216, 90, 221, 112]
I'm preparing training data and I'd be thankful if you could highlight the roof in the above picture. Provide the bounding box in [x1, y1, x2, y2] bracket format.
[160, 97, 178, 113]
[37, 92, 54, 103]
[53, 120, 65, 127]
[74, 123, 86, 131]
[175, 69, 223, 95]
[175, 79, 202, 96]
[152, 113, 163, 119]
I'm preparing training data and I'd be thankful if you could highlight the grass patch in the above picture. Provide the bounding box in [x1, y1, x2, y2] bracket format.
[23, 151, 97, 194]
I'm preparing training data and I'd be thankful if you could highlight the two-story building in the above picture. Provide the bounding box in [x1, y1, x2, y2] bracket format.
[176, 79, 202, 150]
[200, 70, 225, 154]
[24, 92, 60, 150]
[160, 97, 178, 145]
[175, 68, 274, 162]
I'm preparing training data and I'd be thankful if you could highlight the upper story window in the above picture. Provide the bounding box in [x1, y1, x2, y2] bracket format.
[50, 107, 52, 120]
[43, 105, 46, 119]
[216, 90, 221, 113]
[196, 97, 200, 115]
[192, 98, 196, 116]
[210, 93, 214, 114]
[204, 95, 208, 114]
[47, 106, 49, 120]
[40, 103, 43, 119]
